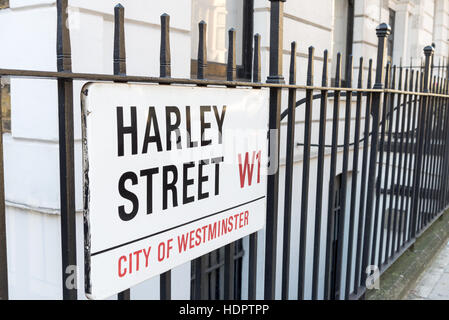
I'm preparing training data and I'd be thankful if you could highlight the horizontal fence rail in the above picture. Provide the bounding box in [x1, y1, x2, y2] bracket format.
[1, 0, 449, 300]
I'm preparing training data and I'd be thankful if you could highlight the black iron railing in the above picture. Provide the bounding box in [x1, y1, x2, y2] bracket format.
[1, 0, 449, 301]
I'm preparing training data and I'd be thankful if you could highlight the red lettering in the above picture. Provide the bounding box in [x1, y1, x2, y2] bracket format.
[177, 233, 189, 253]
[133, 249, 142, 271]
[195, 228, 202, 246]
[189, 230, 195, 249]
[118, 255, 127, 277]
[143, 246, 151, 268]
[238, 151, 255, 188]
[208, 222, 217, 241]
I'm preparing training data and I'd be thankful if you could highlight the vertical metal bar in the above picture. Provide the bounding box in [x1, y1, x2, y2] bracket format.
[405, 71, 420, 242]
[434, 78, 442, 215]
[159, 12, 171, 300]
[434, 77, 443, 216]
[0, 75, 7, 300]
[420, 76, 435, 228]
[334, 55, 353, 300]
[248, 33, 260, 300]
[298, 46, 314, 300]
[113, 4, 126, 76]
[377, 64, 393, 266]
[224, 242, 235, 299]
[361, 23, 390, 289]
[242, 0, 254, 80]
[224, 28, 236, 300]
[440, 81, 449, 211]
[311, 49, 328, 300]
[193, 255, 208, 300]
[281, 41, 296, 300]
[252, 34, 261, 84]
[264, 0, 285, 300]
[436, 79, 444, 212]
[197, 21, 207, 80]
[394, 69, 408, 251]
[345, 57, 363, 298]
[113, 4, 130, 300]
[420, 77, 434, 227]
[399, 70, 414, 247]
[57, 0, 77, 300]
[428, 78, 441, 219]
[373, 63, 392, 267]
[410, 46, 434, 239]
[192, 19, 208, 300]
[441, 82, 449, 209]
[385, 66, 402, 261]
[437, 80, 448, 213]
[226, 29, 237, 82]
[324, 52, 342, 299]
[160, 14, 171, 79]
[354, 59, 373, 294]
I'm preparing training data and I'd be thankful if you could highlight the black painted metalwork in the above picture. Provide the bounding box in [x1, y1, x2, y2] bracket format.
[311, 49, 328, 300]
[247, 33, 261, 301]
[57, 0, 77, 300]
[159, 12, 171, 301]
[361, 23, 390, 291]
[0, 75, 6, 300]
[264, 0, 285, 300]
[114, 4, 131, 301]
[281, 41, 296, 300]
[324, 52, 341, 300]
[298, 46, 314, 300]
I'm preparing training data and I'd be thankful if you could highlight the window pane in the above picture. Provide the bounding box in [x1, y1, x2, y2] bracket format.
[191, 0, 243, 64]
[332, 0, 349, 80]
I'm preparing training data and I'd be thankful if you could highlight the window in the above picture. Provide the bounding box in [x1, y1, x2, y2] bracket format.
[332, 0, 354, 86]
[191, 240, 244, 299]
[191, 0, 254, 80]
[387, 9, 396, 63]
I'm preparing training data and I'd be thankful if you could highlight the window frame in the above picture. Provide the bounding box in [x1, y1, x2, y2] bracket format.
[190, 0, 254, 81]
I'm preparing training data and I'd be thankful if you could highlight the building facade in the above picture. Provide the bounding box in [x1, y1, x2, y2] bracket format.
[0, 0, 448, 300]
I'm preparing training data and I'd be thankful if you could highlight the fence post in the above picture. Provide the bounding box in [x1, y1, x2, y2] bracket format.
[298, 46, 314, 300]
[248, 33, 261, 300]
[281, 41, 296, 300]
[56, 0, 77, 300]
[192, 20, 208, 300]
[0, 76, 7, 300]
[410, 46, 434, 238]
[224, 28, 236, 300]
[159, 13, 172, 301]
[265, 0, 285, 300]
[360, 23, 390, 290]
[111, 4, 132, 301]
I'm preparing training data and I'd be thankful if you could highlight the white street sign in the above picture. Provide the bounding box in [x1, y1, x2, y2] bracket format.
[82, 83, 269, 300]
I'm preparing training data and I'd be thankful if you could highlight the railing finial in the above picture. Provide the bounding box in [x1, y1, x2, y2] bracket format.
[160, 13, 171, 78]
[197, 21, 207, 80]
[57, 0, 72, 72]
[253, 34, 261, 83]
[373, 23, 391, 89]
[114, 3, 126, 76]
[307, 46, 315, 86]
[227, 28, 236, 81]
[423, 45, 435, 92]
[321, 50, 328, 87]
[289, 42, 297, 85]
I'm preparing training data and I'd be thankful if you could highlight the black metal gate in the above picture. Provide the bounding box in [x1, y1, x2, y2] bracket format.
[1, 0, 449, 300]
